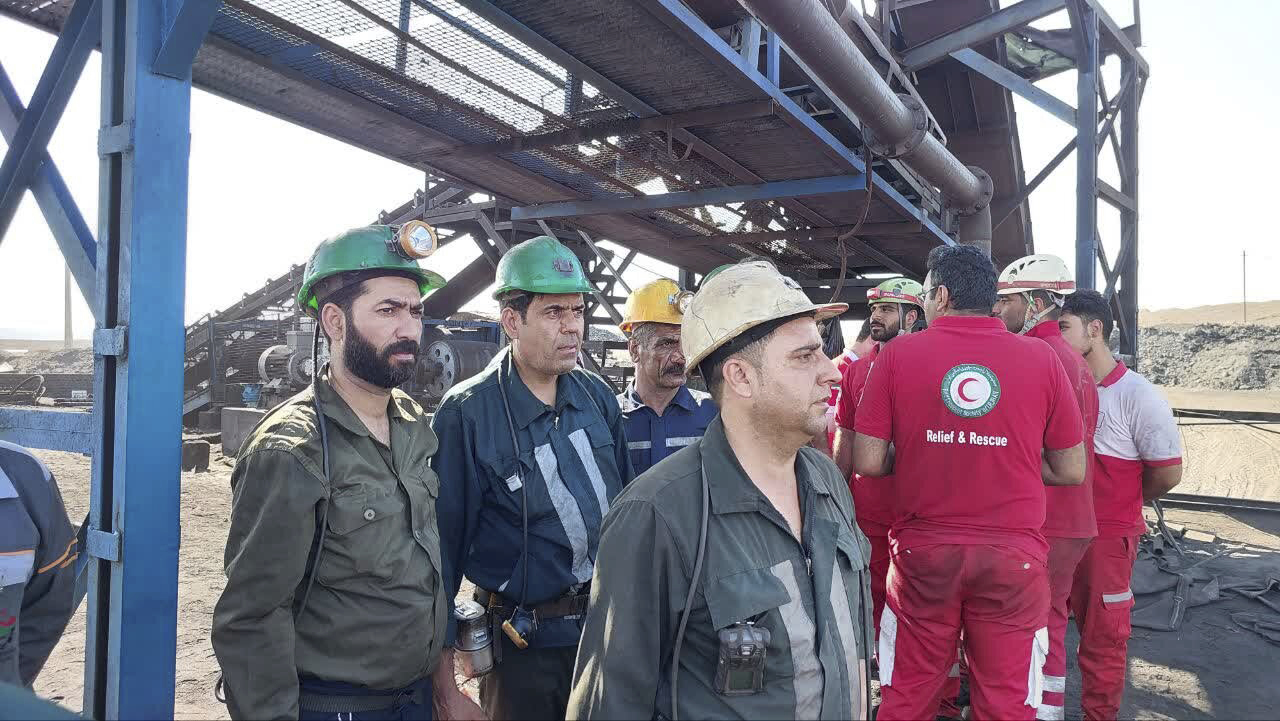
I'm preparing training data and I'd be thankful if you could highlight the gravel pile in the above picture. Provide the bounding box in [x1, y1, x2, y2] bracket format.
[1139, 323, 1280, 390]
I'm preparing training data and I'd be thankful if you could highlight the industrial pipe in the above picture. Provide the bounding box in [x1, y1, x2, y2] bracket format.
[739, 0, 994, 245]
[957, 203, 993, 255]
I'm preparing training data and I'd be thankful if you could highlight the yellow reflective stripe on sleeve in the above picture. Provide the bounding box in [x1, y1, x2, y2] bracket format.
[38, 538, 77, 574]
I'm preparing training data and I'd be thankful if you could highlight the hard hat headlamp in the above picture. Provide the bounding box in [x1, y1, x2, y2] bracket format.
[672, 290, 694, 315]
[393, 220, 439, 260]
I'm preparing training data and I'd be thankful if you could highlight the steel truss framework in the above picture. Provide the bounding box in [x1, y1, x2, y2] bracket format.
[901, 0, 1146, 356]
[0, 0, 1146, 717]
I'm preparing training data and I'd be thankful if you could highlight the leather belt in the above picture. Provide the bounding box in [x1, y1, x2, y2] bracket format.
[298, 684, 426, 713]
[477, 587, 590, 619]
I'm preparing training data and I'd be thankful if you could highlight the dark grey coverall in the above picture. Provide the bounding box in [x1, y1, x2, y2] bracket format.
[0, 440, 77, 688]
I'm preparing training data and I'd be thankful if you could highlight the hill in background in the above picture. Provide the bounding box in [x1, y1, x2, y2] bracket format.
[1141, 300, 1280, 327]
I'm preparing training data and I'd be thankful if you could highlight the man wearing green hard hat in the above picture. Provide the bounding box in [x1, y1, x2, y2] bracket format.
[213, 222, 483, 720]
[431, 235, 633, 721]
[831, 277, 926, 654]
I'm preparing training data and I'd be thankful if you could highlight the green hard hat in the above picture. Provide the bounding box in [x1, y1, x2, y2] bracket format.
[702, 264, 734, 285]
[701, 256, 776, 286]
[491, 235, 594, 299]
[867, 277, 924, 306]
[297, 225, 448, 313]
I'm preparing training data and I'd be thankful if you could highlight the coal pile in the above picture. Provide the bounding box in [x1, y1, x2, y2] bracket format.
[1139, 324, 1280, 390]
[0, 348, 94, 374]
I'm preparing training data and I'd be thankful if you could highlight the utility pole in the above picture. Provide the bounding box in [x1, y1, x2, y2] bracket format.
[64, 264, 72, 349]
[1242, 249, 1247, 323]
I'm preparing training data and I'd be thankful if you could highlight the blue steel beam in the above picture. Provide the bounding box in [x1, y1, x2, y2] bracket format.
[1080, 0, 1148, 76]
[0, 62, 96, 308]
[82, 1, 194, 717]
[901, 0, 1067, 72]
[642, 0, 955, 247]
[0, 0, 101, 242]
[950, 48, 1076, 126]
[153, 0, 223, 80]
[511, 174, 867, 221]
[1070, 0, 1099, 290]
[0, 408, 94, 454]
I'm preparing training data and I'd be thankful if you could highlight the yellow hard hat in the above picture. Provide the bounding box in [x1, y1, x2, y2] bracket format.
[619, 278, 691, 333]
[682, 261, 847, 372]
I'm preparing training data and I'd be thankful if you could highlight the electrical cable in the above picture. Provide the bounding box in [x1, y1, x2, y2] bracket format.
[497, 348, 531, 623]
[669, 461, 711, 721]
[828, 142, 876, 305]
[1175, 409, 1280, 437]
[666, 130, 694, 162]
[295, 325, 331, 620]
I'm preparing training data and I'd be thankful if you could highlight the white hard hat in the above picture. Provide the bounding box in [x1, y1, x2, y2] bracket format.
[997, 254, 1076, 296]
[682, 260, 848, 372]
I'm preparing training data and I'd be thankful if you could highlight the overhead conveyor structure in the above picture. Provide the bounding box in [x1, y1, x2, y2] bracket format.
[0, 0, 1147, 716]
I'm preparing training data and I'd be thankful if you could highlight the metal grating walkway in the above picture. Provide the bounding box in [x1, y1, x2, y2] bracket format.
[1, 0, 1033, 282]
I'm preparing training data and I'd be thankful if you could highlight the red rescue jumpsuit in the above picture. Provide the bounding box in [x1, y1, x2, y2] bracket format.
[855, 315, 1084, 721]
[834, 344, 891, 634]
[1026, 320, 1100, 721]
[1072, 362, 1181, 719]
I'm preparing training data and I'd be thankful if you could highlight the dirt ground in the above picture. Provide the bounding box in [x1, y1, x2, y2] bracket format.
[27, 437, 1280, 720]
[1095, 506, 1280, 720]
[31, 448, 233, 719]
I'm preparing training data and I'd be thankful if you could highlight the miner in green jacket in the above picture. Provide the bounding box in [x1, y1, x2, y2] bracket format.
[212, 224, 483, 720]
[567, 260, 876, 721]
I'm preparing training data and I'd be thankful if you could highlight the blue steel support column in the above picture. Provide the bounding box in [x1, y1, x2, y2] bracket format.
[1072, 1, 1099, 290]
[83, 1, 201, 717]
[1117, 62, 1140, 357]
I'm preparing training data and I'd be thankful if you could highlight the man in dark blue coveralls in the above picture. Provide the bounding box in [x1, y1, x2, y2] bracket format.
[431, 235, 633, 721]
[616, 278, 717, 475]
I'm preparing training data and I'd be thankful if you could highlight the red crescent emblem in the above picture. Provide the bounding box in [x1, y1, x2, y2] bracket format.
[957, 377, 979, 403]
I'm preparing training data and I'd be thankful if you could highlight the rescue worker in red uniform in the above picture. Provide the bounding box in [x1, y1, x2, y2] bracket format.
[832, 278, 924, 638]
[1060, 290, 1183, 720]
[994, 254, 1100, 721]
[853, 244, 1087, 721]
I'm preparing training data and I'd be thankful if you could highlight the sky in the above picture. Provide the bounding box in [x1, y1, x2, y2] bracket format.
[0, 0, 1277, 340]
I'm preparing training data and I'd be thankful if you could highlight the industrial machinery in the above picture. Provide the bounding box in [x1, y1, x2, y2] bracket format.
[417, 337, 501, 402]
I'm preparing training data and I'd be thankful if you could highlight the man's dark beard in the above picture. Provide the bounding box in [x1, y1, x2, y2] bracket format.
[344, 325, 419, 389]
[870, 323, 897, 342]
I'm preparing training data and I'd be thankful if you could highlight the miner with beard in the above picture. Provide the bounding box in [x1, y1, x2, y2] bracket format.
[616, 278, 718, 476]
[212, 225, 483, 721]
[830, 278, 925, 642]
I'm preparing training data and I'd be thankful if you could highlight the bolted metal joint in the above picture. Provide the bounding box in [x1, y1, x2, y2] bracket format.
[862, 93, 930, 159]
[948, 165, 994, 216]
[93, 326, 128, 358]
